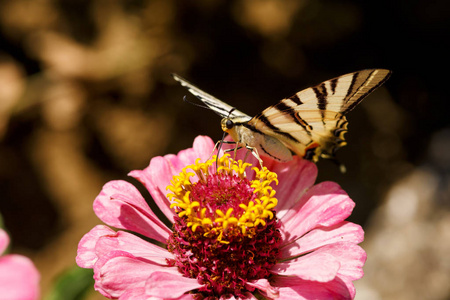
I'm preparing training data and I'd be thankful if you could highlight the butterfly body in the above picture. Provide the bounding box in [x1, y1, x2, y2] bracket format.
[221, 118, 293, 162]
[173, 69, 391, 163]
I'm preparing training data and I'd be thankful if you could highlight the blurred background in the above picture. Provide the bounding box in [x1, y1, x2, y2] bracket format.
[0, 0, 449, 299]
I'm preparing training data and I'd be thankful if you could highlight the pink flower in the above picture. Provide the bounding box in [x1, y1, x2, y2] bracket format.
[0, 228, 40, 300]
[77, 135, 366, 299]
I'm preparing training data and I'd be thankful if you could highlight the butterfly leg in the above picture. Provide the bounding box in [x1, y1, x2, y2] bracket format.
[210, 140, 236, 159]
[221, 141, 241, 161]
[223, 146, 243, 155]
[245, 145, 264, 168]
[209, 140, 222, 160]
[212, 140, 237, 168]
[219, 141, 239, 157]
[214, 140, 236, 172]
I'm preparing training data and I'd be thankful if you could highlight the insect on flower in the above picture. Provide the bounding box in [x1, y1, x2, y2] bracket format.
[173, 70, 391, 170]
[76, 136, 366, 300]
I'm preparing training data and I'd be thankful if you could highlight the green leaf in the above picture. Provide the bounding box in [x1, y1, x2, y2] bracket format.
[45, 266, 95, 300]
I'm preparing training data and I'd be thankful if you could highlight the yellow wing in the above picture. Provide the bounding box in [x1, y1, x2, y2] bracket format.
[248, 69, 391, 161]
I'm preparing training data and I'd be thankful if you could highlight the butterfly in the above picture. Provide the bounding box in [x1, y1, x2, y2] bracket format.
[173, 69, 391, 169]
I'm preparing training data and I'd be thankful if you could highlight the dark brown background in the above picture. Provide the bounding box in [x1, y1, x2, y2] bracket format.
[0, 1, 449, 299]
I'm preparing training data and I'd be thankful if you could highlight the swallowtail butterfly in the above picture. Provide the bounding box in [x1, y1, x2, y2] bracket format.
[173, 69, 391, 168]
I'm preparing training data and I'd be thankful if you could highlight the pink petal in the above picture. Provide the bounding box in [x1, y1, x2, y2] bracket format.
[245, 279, 279, 299]
[145, 271, 203, 298]
[93, 180, 171, 243]
[77, 225, 116, 268]
[175, 136, 216, 168]
[280, 222, 364, 259]
[120, 288, 194, 300]
[312, 242, 366, 298]
[274, 276, 351, 300]
[130, 157, 177, 223]
[95, 230, 173, 265]
[280, 242, 365, 299]
[173, 294, 196, 300]
[280, 181, 355, 243]
[272, 251, 340, 282]
[119, 287, 148, 300]
[269, 157, 317, 219]
[0, 229, 9, 255]
[0, 254, 40, 300]
[314, 242, 366, 281]
[130, 136, 215, 223]
[94, 250, 179, 299]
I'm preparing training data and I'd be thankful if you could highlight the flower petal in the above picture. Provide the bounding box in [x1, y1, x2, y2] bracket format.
[0, 254, 40, 300]
[145, 271, 203, 298]
[280, 222, 364, 259]
[245, 279, 279, 299]
[280, 181, 355, 243]
[93, 250, 179, 299]
[129, 158, 176, 224]
[95, 230, 173, 265]
[272, 251, 340, 282]
[130, 136, 215, 223]
[93, 180, 171, 243]
[175, 135, 216, 168]
[278, 242, 366, 299]
[269, 158, 317, 219]
[77, 225, 116, 268]
[274, 276, 351, 300]
[118, 287, 148, 300]
[120, 288, 195, 300]
[313, 242, 366, 298]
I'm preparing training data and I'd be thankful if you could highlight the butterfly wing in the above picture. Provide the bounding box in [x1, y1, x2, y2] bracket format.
[248, 69, 392, 161]
[172, 74, 252, 122]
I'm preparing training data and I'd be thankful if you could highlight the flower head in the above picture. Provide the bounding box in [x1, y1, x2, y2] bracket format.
[166, 154, 281, 298]
[77, 136, 366, 300]
[0, 228, 40, 300]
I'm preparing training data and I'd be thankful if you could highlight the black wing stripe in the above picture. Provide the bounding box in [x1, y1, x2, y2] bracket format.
[313, 83, 328, 125]
[345, 72, 358, 101]
[330, 78, 338, 94]
[200, 98, 231, 115]
[288, 93, 303, 105]
[274, 102, 312, 136]
[313, 83, 328, 111]
[344, 70, 374, 106]
[254, 113, 300, 143]
[343, 70, 392, 113]
[241, 123, 264, 135]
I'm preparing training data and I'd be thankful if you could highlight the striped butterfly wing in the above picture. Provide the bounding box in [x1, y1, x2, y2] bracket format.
[248, 69, 392, 161]
[172, 74, 252, 122]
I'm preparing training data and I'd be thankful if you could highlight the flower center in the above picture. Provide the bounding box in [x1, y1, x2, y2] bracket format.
[166, 155, 282, 298]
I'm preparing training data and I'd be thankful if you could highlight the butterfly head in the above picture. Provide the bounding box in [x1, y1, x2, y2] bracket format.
[221, 107, 238, 133]
[221, 118, 234, 131]
[220, 117, 244, 144]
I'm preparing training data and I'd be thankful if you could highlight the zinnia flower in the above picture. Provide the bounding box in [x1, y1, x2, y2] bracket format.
[77, 135, 365, 299]
[0, 228, 40, 300]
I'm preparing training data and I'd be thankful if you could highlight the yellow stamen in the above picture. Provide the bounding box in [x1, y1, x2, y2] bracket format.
[166, 154, 279, 242]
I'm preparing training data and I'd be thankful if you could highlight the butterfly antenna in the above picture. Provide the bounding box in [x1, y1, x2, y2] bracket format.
[183, 95, 226, 118]
[183, 95, 211, 110]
